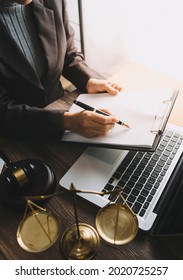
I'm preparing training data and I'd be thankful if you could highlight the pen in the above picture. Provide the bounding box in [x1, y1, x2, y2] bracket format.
[73, 99, 130, 128]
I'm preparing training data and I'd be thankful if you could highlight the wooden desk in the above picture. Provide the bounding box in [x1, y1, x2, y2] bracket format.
[0, 63, 183, 260]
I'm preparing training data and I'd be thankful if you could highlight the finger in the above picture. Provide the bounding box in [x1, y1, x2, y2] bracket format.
[78, 111, 116, 137]
[98, 108, 119, 123]
[83, 124, 115, 138]
[108, 82, 122, 92]
[99, 108, 113, 115]
[91, 111, 118, 124]
[103, 83, 119, 95]
[86, 122, 115, 136]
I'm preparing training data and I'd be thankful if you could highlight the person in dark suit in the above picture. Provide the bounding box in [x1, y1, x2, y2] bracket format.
[0, 0, 121, 140]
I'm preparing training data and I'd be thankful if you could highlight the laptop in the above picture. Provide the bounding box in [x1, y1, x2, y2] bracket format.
[59, 123, 183, 234]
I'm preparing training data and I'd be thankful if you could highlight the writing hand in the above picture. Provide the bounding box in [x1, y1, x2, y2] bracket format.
[63, 109, 118, 138]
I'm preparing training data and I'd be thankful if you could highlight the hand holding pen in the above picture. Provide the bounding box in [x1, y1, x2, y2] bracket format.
[74, 100, 130, 128]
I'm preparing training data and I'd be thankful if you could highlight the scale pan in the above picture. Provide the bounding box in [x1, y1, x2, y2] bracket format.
[96, 203, 138, 245]
[17, 210, 60, 252]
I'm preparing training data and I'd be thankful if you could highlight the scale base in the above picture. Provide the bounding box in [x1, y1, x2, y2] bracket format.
[60, 223, 100, 260]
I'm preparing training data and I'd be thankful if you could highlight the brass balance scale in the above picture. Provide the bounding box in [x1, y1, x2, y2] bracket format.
[16, 183, 138, 259]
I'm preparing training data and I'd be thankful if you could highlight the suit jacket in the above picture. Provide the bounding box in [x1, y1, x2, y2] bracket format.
[0, 0, 102, 140]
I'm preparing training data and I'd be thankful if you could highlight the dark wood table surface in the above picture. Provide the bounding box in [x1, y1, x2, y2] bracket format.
[0, 88, 183, 260]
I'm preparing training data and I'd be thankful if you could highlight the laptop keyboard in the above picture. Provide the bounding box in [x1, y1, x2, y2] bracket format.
[102, 129, 183, 217]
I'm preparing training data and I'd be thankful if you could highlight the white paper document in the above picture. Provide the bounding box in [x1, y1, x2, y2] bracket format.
[61, 89, 178, 151]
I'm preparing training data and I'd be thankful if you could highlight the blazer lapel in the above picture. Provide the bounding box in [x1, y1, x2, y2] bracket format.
[31, 0, 58, 73]
[0, 20, 43, 89]
[0, 0, 58, 89]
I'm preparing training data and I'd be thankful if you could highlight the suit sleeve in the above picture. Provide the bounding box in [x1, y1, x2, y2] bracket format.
[0, 85, 65, 140]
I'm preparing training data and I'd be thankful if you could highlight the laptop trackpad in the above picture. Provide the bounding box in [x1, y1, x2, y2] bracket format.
[86, 147, 124, 165]
[60, 147, 128, 194]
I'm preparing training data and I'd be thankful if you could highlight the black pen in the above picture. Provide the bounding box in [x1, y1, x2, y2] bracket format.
[73, 99, 130, 128]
